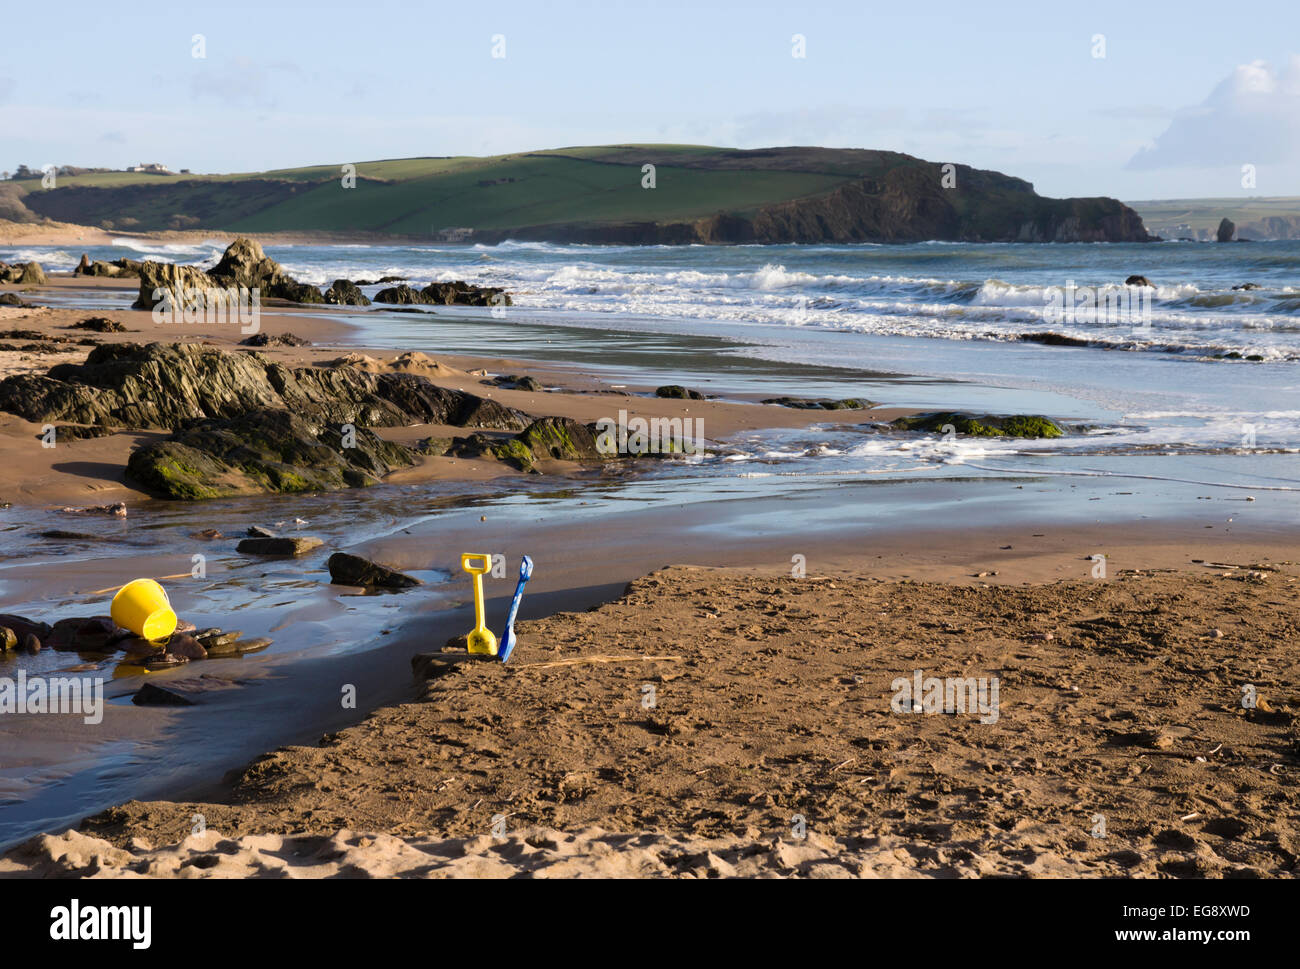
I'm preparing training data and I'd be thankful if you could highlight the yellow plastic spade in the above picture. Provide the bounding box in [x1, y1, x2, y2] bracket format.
[461, 552, 498, 655]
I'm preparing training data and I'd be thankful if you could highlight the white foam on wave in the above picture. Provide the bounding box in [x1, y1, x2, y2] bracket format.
[0, 247, 80, 268]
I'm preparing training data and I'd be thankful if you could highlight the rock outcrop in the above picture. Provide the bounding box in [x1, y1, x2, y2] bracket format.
[0, 261, 46, 285]
[0, 342, 532, 432]
[1216, 218, 1236, 243]
[75, 255, 142, 278]
[0, 341, 541, 499]
[132, 237, 325, 310]
[374, 280, 511, 307]
[324, 279, 371, 306]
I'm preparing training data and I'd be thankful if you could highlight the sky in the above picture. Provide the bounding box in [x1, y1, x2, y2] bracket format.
[3, 0, 1298, 201]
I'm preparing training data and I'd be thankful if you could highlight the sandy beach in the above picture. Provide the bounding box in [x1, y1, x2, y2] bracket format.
[4, 557, 1298, 878]
[2, 238, 1298, 882]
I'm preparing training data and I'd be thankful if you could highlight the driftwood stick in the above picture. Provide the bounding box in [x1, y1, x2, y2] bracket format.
[509, 654, 684, 671]
[87, 573, 195, 596]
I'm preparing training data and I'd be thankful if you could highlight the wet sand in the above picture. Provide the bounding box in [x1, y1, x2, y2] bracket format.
[1, 277, 903, 506]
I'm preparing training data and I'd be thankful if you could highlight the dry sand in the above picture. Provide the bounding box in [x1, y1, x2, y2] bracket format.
[7, 558, 1292, 879]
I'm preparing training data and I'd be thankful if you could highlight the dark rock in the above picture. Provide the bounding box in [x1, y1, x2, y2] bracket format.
[0, 293, 33, 307]
[132, 683, 196, 707]
[421, 280, 511, 307]
[492, 374, 543, 392]
[1124, 275, 1153, 287]
[50, 424, 118, 441]
[1232, 282, 1261, 291]
[45, 616, 121, 651]
[373, 284, 426, 305]
[166, 634, 208, 660]
[0, 614, 52, 641]
[762, 397, 871, 410]
[239, 332, 310, 347]
[117, 636, 164, 659]
[204, 636, 271, 658]
[20, 634, 40, 655]
[36, 530, 103, 541]
[1018, 332, 1090, 348]
[194, 629, 240, 648]
[324, 279, 371, 306]
[141, 652, 189, 670]
[75, 255, 141, 278]
[655, 385, 704, 400]
[328, 552, 422, 589]
[374, 280, 511, 307]
[236, 536, 324, 556]
[246, 525, 277, 538]
[455, 396, 531, 430]
[70, 319, 126, 335]
[1216, 218, 1235, 243]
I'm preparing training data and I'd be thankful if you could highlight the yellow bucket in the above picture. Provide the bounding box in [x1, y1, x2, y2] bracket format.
[110, 578, 178, 642]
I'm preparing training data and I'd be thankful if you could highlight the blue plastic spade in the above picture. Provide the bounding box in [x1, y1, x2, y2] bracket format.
[497, 555, 533, 663]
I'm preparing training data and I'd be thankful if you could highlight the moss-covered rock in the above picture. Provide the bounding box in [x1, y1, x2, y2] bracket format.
[762, 396, 873, 410]
[655, 385, 704, 400]
[126, 408, 416, 500]
[890, 412, 1064, 439]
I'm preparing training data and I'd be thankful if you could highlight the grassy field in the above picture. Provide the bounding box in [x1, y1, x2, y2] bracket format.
[14, 146, 855, 234]
[1127, 196, 1300, 236]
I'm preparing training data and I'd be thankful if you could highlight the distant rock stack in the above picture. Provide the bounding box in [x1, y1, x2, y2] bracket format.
[1216, 217, 1236, 243]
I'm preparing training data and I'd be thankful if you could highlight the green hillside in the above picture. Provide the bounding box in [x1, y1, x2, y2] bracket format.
[8, 145, 1153, 244]
[14, 146, 847, 234]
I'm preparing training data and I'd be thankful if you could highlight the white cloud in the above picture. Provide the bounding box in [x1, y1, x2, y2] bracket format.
[1127, 56, 1300, 170]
